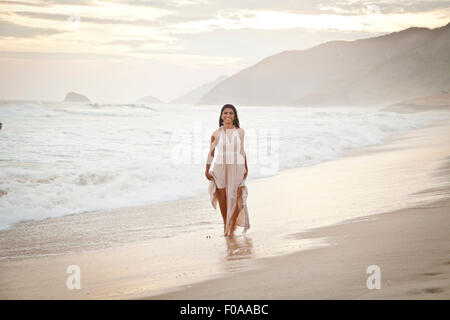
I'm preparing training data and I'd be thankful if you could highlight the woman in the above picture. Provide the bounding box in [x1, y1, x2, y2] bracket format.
[205, 104, 250, 237]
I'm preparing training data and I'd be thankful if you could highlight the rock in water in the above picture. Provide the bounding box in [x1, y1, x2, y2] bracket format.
[63, 92, 90, 102]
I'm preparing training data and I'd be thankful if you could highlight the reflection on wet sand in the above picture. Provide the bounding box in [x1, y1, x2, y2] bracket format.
[220, 234, 254, 272]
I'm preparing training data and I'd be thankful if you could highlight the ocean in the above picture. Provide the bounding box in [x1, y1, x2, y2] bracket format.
[0, 100, 446, 230]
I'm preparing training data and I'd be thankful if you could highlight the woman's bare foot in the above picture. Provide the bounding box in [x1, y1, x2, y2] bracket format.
[228, 223, 237, 237]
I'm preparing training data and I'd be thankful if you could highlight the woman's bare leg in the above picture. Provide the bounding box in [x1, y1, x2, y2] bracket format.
[216, 188, 227, 234]
[228, 186, 243, 237]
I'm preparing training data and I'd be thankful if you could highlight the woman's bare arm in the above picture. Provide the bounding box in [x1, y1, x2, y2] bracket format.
[239, 128, 248, 179]
[205, 132, 218, 180]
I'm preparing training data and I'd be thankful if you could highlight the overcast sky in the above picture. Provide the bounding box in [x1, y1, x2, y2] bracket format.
[0, 0, 449, 102]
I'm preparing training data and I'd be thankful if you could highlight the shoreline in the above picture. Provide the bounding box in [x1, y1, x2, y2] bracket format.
[0, 103, 446, 234]
[0, 107, 449, 299]
[0, 104, 445, 234]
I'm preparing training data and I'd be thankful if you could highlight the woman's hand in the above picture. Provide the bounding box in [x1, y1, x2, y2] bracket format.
[205, 170, 213, 181]
[243, 170, 248, 180]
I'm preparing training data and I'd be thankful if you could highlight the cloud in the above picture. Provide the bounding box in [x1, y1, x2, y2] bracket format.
[106, 39, 168, 47]
[116, 0, 450, 19]
[0, 1, 49, 7]
[6, 1, 450, 32]
[116, 0, 186, 10]
[13, 11, 159, 27]
[0, 20, 63, 38]
[0, 0, 94, 7]
[0, 50, 137, 60]
[316, 0, 450, 15]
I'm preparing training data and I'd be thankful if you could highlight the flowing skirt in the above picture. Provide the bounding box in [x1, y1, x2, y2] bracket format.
[208, 163, 250, 235]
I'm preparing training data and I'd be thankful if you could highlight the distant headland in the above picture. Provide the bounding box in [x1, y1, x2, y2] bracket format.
[63, 92, 90, 102]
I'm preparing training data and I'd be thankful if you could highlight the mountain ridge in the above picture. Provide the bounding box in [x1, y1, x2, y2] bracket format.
[198, 22, 450, 107]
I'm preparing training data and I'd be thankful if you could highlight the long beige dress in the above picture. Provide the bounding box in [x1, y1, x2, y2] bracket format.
[207, 125, 250, 235]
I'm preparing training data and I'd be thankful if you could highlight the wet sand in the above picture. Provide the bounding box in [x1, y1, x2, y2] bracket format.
[150, 192, 450, 299]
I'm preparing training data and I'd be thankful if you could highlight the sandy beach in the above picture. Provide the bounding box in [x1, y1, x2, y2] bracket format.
[149, 105, 450, 299]
[1, 105, 449, 299]
[150, 197, 450, 299]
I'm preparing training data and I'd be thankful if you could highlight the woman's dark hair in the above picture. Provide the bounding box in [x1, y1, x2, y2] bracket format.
[219, 104, 240, 128]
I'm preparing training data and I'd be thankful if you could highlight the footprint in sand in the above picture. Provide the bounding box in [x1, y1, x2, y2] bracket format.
[423, 287, 444, 294]
[407, 287, 444, 295]
[421, 272, 442, 276]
